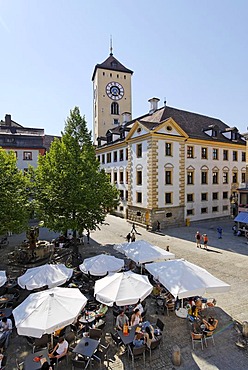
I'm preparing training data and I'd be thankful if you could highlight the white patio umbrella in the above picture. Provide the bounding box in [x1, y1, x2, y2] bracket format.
[114, 240, 153, 254]
[114, 240, 174, 264]
[94, 271, 153, 306]
[0, 271, 7, 287]
[13, 287, 87, 338]
[17, 264, 73, 290]
[79, 254, 124, 276]
[145, 259, 230, 299]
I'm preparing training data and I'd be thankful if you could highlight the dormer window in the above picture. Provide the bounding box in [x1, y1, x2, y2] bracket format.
[212, 129, 217, 137]
[231, 131, 238, 140]
[106, 133, 112, 144]
[111, 61, 117, 68]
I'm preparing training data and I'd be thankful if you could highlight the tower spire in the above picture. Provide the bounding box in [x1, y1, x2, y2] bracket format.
[110, 35, 113, 56]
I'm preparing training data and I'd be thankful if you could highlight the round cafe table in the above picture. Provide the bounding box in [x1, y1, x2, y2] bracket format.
[79, 311, 96, 324]
[175, 308, 188, 319]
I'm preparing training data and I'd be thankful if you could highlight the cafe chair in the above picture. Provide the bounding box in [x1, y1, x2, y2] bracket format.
[147, 335, 162, 361]
[110, 331, 122, 349]
[65, 331, 77, 351]
[31, 334, 50, 353]
[154, 318, 165, 332]
[92, 343, 110, 368]
[203, 330, 215, 347]
[55, 347, 69, 367]
[128, 344, 146, 368]
[15, 359, 24, 370]
[71, 356, 86, 369]
[191, 332, 204, 350]
[89, 328, 102, 340]
[70, 324, 84, 339]
[164, 301, 175, 316]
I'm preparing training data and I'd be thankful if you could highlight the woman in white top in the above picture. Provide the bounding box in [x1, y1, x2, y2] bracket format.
[131, 308, 142, 326]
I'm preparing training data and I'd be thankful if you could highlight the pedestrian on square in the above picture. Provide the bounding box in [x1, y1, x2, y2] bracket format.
[131, 232, 136, 242]
[217, 226, 223, 239]
[195, 231, 201, 248]
[232, 224, 237, 235]
[157, 220, 161, 232]
[131, 223, 138, 234]
[126, 232, 131, 242]
[87, 230, 90, 244]
[202, 234, 208, 250]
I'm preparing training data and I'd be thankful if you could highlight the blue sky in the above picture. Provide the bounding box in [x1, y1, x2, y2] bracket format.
[1, 0, 248, 136]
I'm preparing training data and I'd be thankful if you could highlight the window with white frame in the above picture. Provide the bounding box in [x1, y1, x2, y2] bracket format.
[187, 146, 194, 158]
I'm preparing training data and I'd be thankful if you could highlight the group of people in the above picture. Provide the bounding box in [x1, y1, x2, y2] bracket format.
[195, 231, 208, 249]
[115, 300, 158, 349]
[115, 300, 143, 331]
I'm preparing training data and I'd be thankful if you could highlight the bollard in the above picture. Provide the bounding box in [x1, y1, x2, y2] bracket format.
[172, 345, 181, 366]
[242, 321, 248, 337]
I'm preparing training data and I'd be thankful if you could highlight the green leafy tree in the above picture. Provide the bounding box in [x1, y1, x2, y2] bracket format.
[35, 107, 119, 235]
[0, 149, 31, 235]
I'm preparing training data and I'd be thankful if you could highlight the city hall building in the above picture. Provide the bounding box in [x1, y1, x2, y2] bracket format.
[93, 52, 246, 230]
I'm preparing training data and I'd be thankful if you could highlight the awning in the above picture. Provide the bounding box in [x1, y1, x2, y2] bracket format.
[234, 212, 248, 223]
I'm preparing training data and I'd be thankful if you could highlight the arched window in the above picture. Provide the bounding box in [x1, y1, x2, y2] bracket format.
[111, 102, 119, 115]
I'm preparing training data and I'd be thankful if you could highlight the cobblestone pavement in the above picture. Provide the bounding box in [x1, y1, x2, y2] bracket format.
[2, 215, 248, 369]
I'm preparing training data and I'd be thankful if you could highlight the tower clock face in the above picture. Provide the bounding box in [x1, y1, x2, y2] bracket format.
[106, 82, 124, 100]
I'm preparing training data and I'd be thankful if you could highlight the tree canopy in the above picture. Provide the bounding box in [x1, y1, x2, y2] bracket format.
[34, 107, 119, 234]
[0, 149, 31, 235]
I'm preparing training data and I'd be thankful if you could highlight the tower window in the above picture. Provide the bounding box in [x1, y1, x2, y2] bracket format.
[110, 73, 112, 77]
[111, 102, 119, 115]
[117, 74, 119, 78]
[124, 75, 126, 79]
[113, 119, 119, 125]
[103, 72, 105, 76]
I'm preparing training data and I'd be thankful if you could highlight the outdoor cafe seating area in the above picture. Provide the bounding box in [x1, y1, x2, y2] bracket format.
[0, 239, 230, 369]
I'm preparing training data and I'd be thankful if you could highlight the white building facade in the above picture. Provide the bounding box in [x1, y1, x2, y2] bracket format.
[93, 54, 246, 229]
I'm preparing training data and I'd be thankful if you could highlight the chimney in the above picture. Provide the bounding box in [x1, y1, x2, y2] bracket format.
[148, 98, 160, 114]
[122, 112, 131, 124]
[5, 114, 11, 126]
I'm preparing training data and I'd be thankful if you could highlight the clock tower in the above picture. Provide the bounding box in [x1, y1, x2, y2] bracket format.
[92, 51, 133, 143]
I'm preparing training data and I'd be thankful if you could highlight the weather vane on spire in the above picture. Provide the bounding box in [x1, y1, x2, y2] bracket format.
[110, 35, 113, 56]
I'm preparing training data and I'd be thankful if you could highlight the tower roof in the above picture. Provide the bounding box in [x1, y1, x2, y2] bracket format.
[92, 54, 133, 81]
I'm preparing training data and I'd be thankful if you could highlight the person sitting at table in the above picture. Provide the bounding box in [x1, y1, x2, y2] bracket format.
[49, 336, 68, 365]
[130, 308, 142, 326]
[133, 332, 144, 347]
[143, 325, 155, 348]
[134, 299, 144, 315]
[116, 310, 129, 331]
[152, 283, 162, 297]
[95, 303, 108, 319]
[0, 317, 13, 349]
[202, 317, 218, 332]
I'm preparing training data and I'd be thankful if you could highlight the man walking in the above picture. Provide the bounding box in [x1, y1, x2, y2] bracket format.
[195, 231, 201, 248]
[217, 226, 223, 239]
[131, 223, 138, 234]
